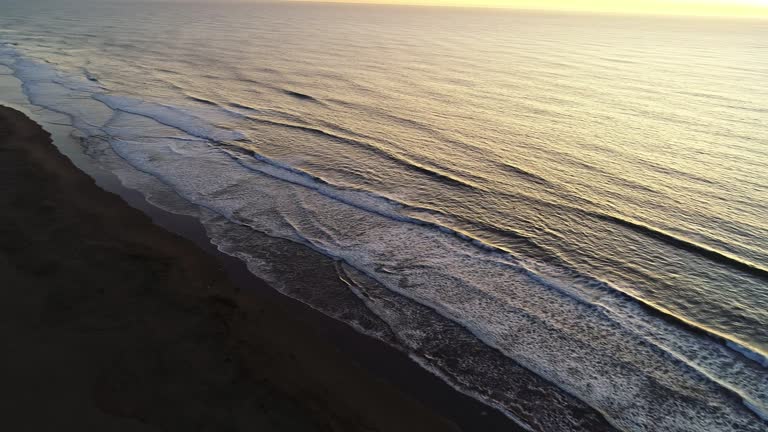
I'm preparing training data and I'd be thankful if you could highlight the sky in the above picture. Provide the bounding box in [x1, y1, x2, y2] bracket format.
[295, 0, 768, 17]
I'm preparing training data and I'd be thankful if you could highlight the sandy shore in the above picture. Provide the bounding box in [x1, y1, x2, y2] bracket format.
[0, 105, 523, 431]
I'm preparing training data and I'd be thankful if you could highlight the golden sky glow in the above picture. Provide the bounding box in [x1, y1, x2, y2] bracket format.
[298, 0, 768, 17]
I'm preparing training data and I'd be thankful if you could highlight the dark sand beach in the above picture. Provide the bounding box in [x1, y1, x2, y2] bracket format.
[0, 106, 520, 431]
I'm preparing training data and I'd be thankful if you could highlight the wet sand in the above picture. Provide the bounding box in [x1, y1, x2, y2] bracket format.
[0, 105, 522, 431]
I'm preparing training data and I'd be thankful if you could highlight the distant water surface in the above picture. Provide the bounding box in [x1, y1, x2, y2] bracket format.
[1, 2, 766, 431]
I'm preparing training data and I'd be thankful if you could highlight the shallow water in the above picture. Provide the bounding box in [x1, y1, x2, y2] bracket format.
[1, 1, 766, 430]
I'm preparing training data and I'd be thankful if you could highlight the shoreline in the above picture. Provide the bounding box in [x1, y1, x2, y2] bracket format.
[0, 105, 522, 430]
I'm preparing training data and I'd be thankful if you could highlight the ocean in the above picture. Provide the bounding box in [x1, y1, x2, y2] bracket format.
[0, 1, 766, 430]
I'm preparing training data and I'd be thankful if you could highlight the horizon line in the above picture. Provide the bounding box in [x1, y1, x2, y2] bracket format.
[282, 0, 768, 20]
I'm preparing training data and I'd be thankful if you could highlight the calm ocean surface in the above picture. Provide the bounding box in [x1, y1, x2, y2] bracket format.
[1, 1, 766, 430]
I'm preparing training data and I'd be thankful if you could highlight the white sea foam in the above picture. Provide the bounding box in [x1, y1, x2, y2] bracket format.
[95, 94, 247, 143]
